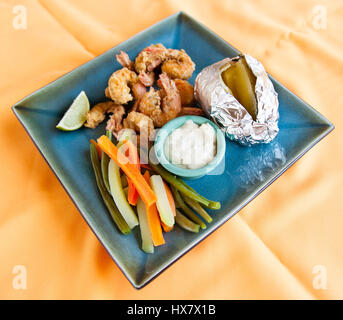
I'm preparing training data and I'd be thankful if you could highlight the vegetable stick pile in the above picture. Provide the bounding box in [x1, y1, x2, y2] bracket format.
[90, 129, 220, 253]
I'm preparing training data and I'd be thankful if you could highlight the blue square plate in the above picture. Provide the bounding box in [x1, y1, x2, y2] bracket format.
[12, 12, 334, 289]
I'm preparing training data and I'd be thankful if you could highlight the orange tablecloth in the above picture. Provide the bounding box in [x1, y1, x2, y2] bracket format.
[1, 0, 342, 299]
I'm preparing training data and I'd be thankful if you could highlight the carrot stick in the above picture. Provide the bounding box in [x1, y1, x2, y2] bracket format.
[124, 140, 140, 206]
[161, 221, 174, 232]
[147, 203, 165, 244]
[143, 171, 165, 246]
[97, 135, 156, 208]
[127, 177, 139, 205]
[164, 182, 176, 216]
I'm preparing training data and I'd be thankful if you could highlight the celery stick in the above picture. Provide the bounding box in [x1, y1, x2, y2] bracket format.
[101, 130, 112, 193]
[137, 198, 154, 253]
[150, 175, 175, 227]
[108, 159, 139, 229]
[90, 143, 130, 235]
[148, 162, 209, 207]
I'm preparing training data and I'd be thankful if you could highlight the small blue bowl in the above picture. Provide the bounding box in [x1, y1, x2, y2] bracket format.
[154, 116, 226, 179]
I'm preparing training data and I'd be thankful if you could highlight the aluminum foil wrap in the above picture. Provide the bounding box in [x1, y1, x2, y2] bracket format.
[195, 54, 279, 145]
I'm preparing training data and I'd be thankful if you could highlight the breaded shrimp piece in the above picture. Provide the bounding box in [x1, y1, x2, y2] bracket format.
[157, 78, 201, 115]
[135, 44, 167, 87]
[162, 49, 195, 80]
[174, 79, 195, 106]
[150, 73, 181, 127]
[85, 101, 126, 133]
[85, 101, 115, 129]
[132, 82, 147, 100]
[106, 105, 125, 133]
[131, 82, 147, 111]
[105, 79, 146, 109]
[108, 67, 138, 105]
[105, 87, 111, 99]
[135, 45, 195, 82]
[123, 111, 154, 137]
[139, 87, 161, 117]
[138, 73, 181, 127]
[135, 44, 167, 74]
[116, 51, 134, 70]
[117, 50, 154, 86]
[138, 71, 155, 87]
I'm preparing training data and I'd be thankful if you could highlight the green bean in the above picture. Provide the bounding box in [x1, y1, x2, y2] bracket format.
[175, 210, 200, 233]
[181, 194, 213, 223]
[178, 179, 221, 210]
[90, 143, 131, 235]
[148, 162, 210, 207]
[171, 185, 206, 229]
[101, 130, 112, 193]
[120, 174, 128, 188]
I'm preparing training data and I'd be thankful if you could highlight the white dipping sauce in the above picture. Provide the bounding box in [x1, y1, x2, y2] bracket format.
[164, 120, 217, 169]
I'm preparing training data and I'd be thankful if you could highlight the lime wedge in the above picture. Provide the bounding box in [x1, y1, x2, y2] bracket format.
[56, 91, 90, 131]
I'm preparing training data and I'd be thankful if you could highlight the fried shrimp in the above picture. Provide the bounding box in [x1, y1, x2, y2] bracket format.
[162, 49, 195, 80]
[132, 82, 147, 99]
[131, 82, 147, 111]
[108, 67, 138, 105]
[151, 73, 181, 127]
[85, 101, 124, 132]
[106, 105, 125, 133]
[135, 44, 166, 74]
[138, 73, 181, 127]
[135, 44, 195, 82]
[138, 71, 155, 87]
[173, 80, 203, 116]
[116, 51, 134, 70]
[174, 79, 195, 106]
[134, 44, 167, 87]
[139, 87, 161, 116]
[105, 77, 146, 106]
[85, 101, 115, 128]
[123, 111, 154, 137]
[117, 49, 154, 87]
[105, 87, 111, 99]
[96, 45, 196, 135]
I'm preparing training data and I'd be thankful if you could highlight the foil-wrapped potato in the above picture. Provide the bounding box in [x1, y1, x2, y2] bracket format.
[195, 54, 279, 145]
